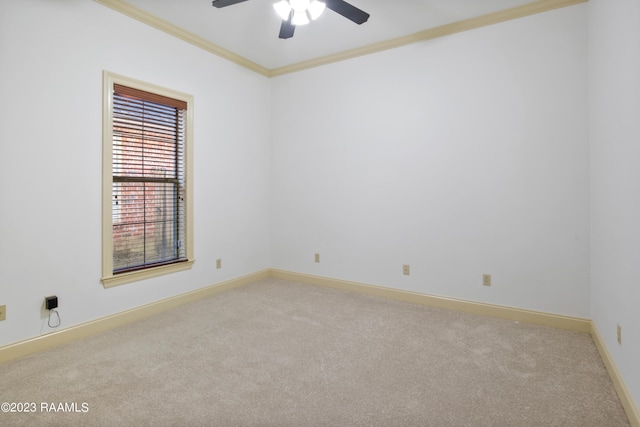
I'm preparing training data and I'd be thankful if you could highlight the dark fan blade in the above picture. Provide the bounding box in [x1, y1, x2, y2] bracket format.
[324, 0, 369, 24]
[279, 16, 295, 39]
[212, 0, 250, 8]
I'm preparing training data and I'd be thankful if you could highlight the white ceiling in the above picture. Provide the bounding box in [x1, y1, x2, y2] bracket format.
[121, 0, 549, 70]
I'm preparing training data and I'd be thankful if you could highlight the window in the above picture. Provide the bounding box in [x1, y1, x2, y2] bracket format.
[102, 71, 193, 287]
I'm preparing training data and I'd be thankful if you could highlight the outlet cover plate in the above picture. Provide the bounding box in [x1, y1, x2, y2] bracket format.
[483, 274, 492, 286]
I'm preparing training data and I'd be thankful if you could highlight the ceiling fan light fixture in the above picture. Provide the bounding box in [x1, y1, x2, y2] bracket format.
[291, 9, 310, 25]
[220, 0, 369, 39]
[273, 0, 292, 20]
[289, 0, 310, 12]
[307, 0, 325, 20]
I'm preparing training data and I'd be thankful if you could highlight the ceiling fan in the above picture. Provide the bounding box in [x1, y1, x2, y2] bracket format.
[211, 0, 370, 39]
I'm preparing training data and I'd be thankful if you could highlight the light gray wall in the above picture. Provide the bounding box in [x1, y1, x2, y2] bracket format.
[2, 0, 636, 415]
[0, 0, 272, 346]
[589, 0, 640, 410]
[271, 5, 590, 317]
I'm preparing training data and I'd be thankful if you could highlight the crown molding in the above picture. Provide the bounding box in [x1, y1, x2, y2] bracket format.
[271, 0, 588, 76]
[95, 0, 587, 78]
[93, 0, 271, 77]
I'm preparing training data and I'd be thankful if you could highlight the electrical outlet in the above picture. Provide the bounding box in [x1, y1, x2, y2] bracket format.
[0, 305, 6, 321]
[617, 324, 622, 345]
[315, 253, 320, 263]
[403, 264, 410, 276]
[216, 259, 222, 269]
[483, 274, 491, 286]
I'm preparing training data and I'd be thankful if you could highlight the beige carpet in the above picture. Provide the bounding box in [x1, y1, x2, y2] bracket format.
[0, 278, 630, 426]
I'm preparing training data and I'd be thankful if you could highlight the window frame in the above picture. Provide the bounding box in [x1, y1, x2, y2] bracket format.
[102, 71, 194, 288]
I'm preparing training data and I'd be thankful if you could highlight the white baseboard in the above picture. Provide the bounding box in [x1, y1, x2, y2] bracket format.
[271, 269, 637, 426]
[0, 269, 270, 365]
[1, 267, 636, 427]
[270, 269, 591, 333]
[590, 323, 640, 427]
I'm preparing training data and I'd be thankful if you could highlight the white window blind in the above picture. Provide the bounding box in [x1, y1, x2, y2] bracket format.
[111, 84, 187, 273]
